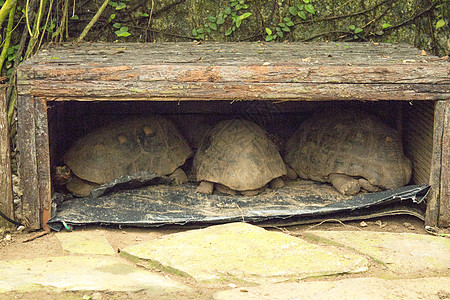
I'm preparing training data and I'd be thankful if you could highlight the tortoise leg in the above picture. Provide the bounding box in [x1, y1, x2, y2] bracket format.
[196, 181, 214, 194]
[329, 173, 361, 195]
[269, 177, 285, 189]
[358, 178, 380, 192]
[169, 168, 188, 184]
[66, 176, 98, 197]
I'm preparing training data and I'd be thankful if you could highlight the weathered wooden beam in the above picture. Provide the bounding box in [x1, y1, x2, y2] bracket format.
[438, 101, 450, 227]
[21, 82, 449, 102]
[0, 85, 14, 228]
[34, 98, 51, 230]
[17, 95, 40, 229]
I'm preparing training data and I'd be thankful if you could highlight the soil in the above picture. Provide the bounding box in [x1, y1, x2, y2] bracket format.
[1, 215, 449, 300]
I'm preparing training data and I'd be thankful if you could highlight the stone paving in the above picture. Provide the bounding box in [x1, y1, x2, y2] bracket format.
[1, 222, 449, 299]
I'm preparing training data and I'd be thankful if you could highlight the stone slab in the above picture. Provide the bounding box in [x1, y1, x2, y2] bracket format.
[55, 230, 115, 255]
[307, 231, 450, 276]
[213, 277, 450, 300]
[0, 256, 188, 293]
[120, 222, 369, 284]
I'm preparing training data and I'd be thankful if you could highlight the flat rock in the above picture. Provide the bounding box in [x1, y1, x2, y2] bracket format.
[55, 230, 115, 255]
[0, 256, 188, 293]
[120, 222, 369, 284]
[213, 277, 450, 300]
[307, 231, 450, 276]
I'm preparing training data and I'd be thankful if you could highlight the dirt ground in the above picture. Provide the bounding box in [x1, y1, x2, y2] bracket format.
[1, 215, 449, 300]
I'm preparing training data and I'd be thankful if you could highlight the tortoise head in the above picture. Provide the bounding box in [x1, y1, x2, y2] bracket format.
[53, 165, 73, 185]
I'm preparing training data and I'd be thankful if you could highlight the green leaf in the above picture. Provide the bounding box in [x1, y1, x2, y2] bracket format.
[140, 13, 149, 17]
[109, 1, 118, 7]
[225, 29, 233, 35]
[265, 35, 273, 42]
[265, 28, 272, 35]
[286, 21, 294, 26]
[230, 1, 238, 7]
[277, 31, 283, 38]
[354, 28, 363, 34]
[278, 23, 286, 28]
[205, 27, 211, 33]
[210, 23, 217, 30]
[197, 28, 204, 34]
[305, 4, 315, 14]
[436, 19, 445, 29]
[208, 16, 217, 23]
[217, 17, 225, 25]
[192, 29, 198, 36]
[242, 4, 249, 9]
[239, 12, 252, 20]
[225, 7, 232, 15]
[375, 30, 384, 35]
[116, 2, 127, 10]
[353, 35, 358, 39]
[198, 34, 205, 40]
[70, 15, 79, 20]
[297, 4, 304, 10]
[382, 23, 390, 29]
[235, 4, 242, 10]
[303, 0, 310, 3]
[298, 11, 306, 20]
[108, 14, 116, 22]
[284, 17, 291, 22]
[282, 27, 290, 32]
[348, 25, 356, 30]
[276, 26, 282, 32]
[236, 18, 242, 28]
[113, 23, 121, 28]
[289, 7, 298, 15]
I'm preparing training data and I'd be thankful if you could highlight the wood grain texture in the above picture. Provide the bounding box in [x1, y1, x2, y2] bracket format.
[17, 95, 40, 229]
[17, 42, 449, 101]
[439, 101, 450, 227]
[0, 85, 14, 227]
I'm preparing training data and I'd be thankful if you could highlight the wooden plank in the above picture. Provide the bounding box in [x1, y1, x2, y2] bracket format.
[426, 101, 445, 226]
[34, 98, 51, 230]
[17, 95, 40, 229]
[16, 43, 449, 102]
[439, 101, 450, 227]
[0, 85, 14, 228]
[23, 82, 449, 102]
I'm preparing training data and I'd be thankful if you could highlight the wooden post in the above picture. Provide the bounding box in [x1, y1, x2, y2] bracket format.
[438, 101, 450, 227]
[0, 85, 14, 228]
[35, 98, 51, 230]
[17, 95, 40, 229]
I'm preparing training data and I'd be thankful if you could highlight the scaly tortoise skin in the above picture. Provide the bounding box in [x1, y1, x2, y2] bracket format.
[61, 115, 192, 197]
[284, 110, 412, 195]
[193, 119, 287, 195]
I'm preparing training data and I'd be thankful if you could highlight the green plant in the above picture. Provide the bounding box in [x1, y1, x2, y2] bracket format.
[113, 22, 130, 37]
[348, 24, 363, 39]
[192, 0, 252, 40]
[265, 0, 316, 42]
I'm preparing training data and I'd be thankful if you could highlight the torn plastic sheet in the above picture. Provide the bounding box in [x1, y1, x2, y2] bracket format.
[47, 180, 430, 231]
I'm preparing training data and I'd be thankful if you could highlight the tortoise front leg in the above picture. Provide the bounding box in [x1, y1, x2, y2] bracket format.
[329, 173, 361, 195]
[196, 181, 214, 194]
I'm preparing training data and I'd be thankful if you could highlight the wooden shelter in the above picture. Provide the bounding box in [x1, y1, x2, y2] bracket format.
[13, 42, 449, 230]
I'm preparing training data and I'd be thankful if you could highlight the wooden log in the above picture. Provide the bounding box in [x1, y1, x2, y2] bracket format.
[17, 95, 40, 229]
[16, 42, 449, 102]
[0, 85, 14, 228]
[439, 101, 450, 227]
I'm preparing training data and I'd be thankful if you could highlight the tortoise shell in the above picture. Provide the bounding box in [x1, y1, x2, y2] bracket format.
[64, 115, 192, 185]
[284, 110, 412, 190]
[193, 119, 286, 191]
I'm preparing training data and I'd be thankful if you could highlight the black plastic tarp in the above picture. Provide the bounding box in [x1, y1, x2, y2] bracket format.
[47, 178, 430, 231]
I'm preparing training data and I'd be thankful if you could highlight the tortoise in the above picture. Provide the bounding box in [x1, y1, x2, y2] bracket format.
[193, 119, 287, 196]
[56, 115, 193, 197]
[284, 110, 412, 195]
